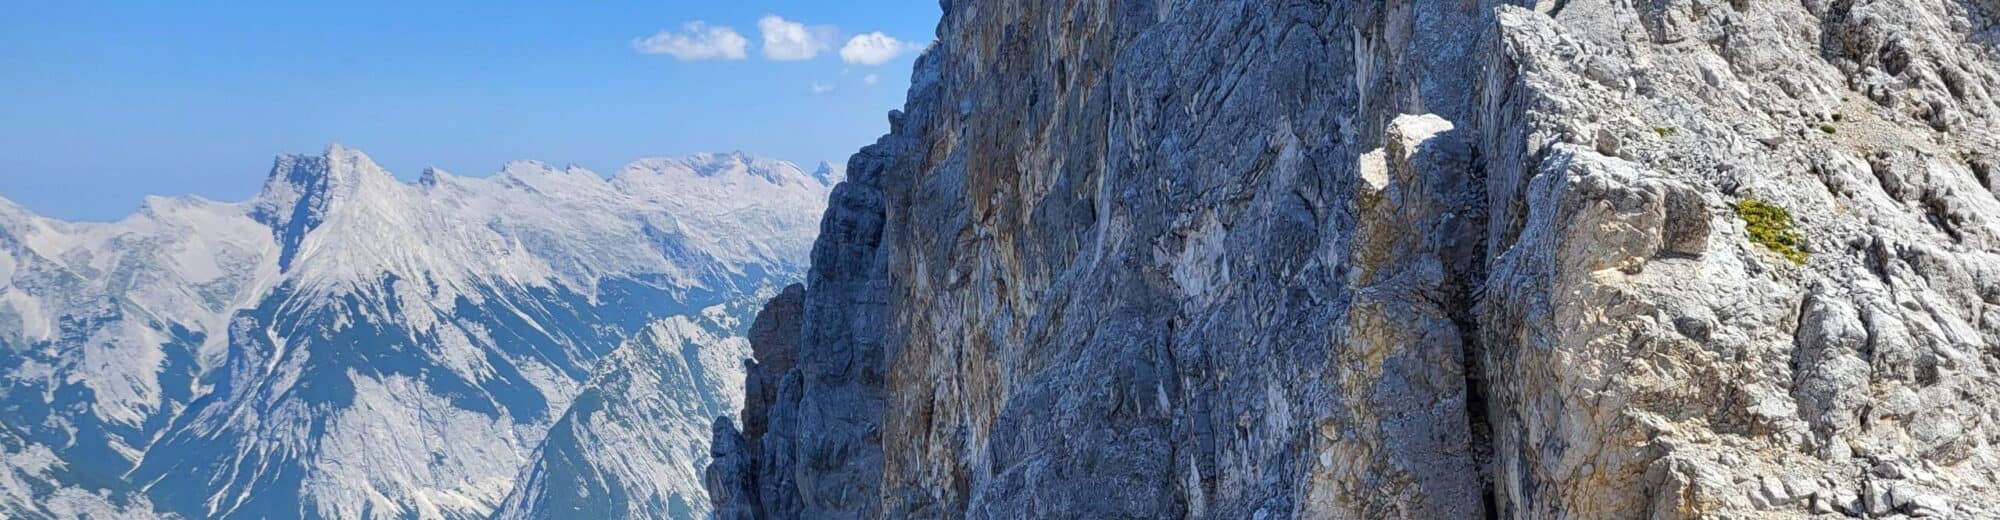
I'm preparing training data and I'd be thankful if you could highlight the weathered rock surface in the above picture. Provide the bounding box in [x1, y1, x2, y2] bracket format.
[713, 0, 2000, 518]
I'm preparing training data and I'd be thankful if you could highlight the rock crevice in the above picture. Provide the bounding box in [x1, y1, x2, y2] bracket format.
[711, 1, 2000, 518]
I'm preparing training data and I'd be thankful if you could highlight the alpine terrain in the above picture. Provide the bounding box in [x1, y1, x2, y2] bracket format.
[0, 145, 831, 519]
[710, 0, 2000, 518]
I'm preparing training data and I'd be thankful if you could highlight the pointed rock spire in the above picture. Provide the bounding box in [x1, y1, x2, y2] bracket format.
[250, 143, 396, 270]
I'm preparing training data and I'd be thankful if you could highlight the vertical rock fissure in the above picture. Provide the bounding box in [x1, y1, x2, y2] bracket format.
[1449, 141, 1501, 520]
[1451, 266, 1501, 520]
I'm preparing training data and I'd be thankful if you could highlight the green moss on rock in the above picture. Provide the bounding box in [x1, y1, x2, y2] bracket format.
[1733, 199, 1808, 265]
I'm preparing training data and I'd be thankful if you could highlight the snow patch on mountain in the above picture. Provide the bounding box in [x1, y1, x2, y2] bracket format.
[303, 372, 535, 520]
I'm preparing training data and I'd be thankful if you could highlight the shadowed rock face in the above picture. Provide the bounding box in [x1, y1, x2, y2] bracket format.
[712, 1, 2000, 518]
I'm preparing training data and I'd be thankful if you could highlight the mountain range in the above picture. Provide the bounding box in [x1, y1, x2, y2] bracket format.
[0, 145, 830, 519]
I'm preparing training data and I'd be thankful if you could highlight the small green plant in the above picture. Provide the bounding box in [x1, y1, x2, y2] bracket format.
[1820, 125, 1838, 134]
[1734, 199, 1808, 265]
[1831, 113, 1845, 122]
[1653, 126, 1679, 137]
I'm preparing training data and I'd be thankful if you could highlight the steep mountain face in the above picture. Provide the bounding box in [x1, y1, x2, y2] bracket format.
[491, 290, 772, 520]
[0, 146, 827, 519]
[712, 1, 2000, 518]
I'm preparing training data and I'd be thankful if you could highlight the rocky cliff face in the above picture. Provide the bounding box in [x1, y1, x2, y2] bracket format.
[712, 1, 2000, 518]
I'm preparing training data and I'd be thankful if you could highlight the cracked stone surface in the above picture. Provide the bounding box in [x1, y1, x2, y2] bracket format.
[711, 1, 2000, 518]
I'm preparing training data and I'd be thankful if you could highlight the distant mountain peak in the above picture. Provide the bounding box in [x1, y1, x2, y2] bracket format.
[250, 145, 400, 270]
[0, 195, 29, 220]
[679, 151, 758, 174]
[256, 145, 396, 203]
[0, 197, 32, 241]
[135, 194, 229, 223]
[812, 161, 847, 185]
[614, 152, 817, 191]
[418, 166, 449, 187]
[499, 159, 562, 176]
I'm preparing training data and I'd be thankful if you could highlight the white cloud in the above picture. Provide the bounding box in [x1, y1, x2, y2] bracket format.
[633, 22, 748, 61]
[863, 74, 880, 85]
[759, 15, 836, 61]
[810, 81, 836, 94]
[840, 32, 920, 65]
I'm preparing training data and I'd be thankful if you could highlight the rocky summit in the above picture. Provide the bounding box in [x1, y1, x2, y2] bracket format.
[710, 1, 2000, 518]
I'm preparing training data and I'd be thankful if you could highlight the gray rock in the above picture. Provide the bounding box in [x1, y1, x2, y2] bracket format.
[1866, 479, 1898, 516]
[713, 0, 2000, 518]
[706, 418, 758, 520]
[1901, 491, 1950, 517]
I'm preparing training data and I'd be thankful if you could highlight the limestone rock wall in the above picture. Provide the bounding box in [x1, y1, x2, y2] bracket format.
[712, 1, 2000, 518]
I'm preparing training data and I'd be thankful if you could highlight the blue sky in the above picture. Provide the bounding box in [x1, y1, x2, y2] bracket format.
[0, 1, 940, 221]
